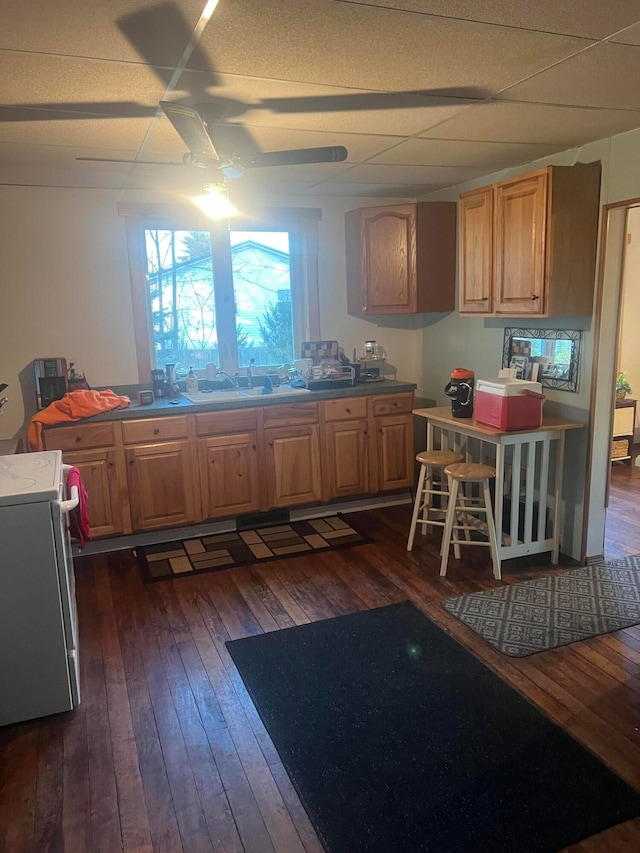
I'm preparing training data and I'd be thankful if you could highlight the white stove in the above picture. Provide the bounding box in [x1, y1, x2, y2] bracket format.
[0, 450, 81, 725]
[0, 450, 62, 505]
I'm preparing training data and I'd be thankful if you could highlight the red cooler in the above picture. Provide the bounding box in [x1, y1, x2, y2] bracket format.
[474, 379, 545, 431]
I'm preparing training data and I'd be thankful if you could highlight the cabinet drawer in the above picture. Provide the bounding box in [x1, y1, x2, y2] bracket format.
[44, 422, 117, 451]
[371, 394, 413, 416]
[195, 409, 258, 437]
[324, 397, 367, 422]
[263, 402, 319, 428]
[122, 415, 189, 444]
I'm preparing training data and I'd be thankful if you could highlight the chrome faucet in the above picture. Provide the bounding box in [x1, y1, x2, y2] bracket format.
[216, 370, 238, 389]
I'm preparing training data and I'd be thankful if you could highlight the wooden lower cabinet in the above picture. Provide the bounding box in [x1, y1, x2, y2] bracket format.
[125, 440, 199, 531]
[324, 419, 369, 498]
[61, 447, 127, 537]
[374, 413, 414, 491]
[265, 425, 322, 508]
[198, 432, 261, 518]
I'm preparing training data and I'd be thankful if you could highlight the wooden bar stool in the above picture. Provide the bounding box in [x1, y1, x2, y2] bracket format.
[406, 449, 464, 551]
[440, 462, 501, 580]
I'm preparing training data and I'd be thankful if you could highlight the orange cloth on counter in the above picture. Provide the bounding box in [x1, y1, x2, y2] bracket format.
[27, 389, 130, 451]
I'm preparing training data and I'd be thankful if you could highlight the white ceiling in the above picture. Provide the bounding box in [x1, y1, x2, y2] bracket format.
[3, 0, 640, 199]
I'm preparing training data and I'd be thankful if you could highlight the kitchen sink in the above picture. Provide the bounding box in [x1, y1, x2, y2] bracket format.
[182, 386, 311, 404]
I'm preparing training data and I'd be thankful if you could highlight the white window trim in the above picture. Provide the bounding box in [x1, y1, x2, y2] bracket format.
[120, 202, 321, 382]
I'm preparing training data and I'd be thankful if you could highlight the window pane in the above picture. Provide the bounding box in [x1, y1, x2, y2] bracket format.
[144, 229, 218, 370]
[230, 231, 295, 367]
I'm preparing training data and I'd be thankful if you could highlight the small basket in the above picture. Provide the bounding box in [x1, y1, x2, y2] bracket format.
[612, 438, 629, 458]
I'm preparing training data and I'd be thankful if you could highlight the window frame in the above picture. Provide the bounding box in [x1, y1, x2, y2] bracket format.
[120, 202, 321, 382]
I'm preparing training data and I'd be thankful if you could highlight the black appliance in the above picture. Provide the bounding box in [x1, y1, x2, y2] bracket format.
[444, 367, 475, 419]
[34, 359, 68, 409]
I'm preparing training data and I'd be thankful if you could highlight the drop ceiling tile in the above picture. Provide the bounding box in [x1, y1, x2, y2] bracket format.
[0, 0, 205, 65]
[419, 100, 640, 145]
[497, 41, 640, 110]
[343, 1, 640, 39]
[174, 72, 479, 136]
[197, 0, 592, 94]
[610, 22, 640, 46]
[0, 113, 153, 149]
[328, 163, 485, 184]
[0, 52, 168, 113]
[366, 137, 560, 169]
[301, 182, 424, 198]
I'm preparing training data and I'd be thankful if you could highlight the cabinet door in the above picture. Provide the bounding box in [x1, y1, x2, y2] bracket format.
[324, 419, 369, 498]
[459, 187, 493, 314]
[375, 414, 414, 491]
[198, 432, 261, 519]
[265, 425, 322, 508]
[494, 172, 548, 315]
[361, 205, 417, 314]
[62, 448, 126, 537]
[125, 440, 198, 531]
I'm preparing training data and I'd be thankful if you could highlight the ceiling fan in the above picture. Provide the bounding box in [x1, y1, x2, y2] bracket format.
[77, 100, 348, 182]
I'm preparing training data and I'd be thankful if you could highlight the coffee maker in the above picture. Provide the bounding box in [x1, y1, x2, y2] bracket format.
[444, 367, 475, 418]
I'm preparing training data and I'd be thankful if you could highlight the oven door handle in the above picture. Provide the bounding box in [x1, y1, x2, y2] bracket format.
[60, 463, 79, 513]
[59, 485, 79, 514]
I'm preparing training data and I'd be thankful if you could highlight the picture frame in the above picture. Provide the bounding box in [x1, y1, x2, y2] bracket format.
[502, 329, 582, 392]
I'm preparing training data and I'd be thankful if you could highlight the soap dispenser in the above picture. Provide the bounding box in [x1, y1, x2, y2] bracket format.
[185, 366, 198, 393]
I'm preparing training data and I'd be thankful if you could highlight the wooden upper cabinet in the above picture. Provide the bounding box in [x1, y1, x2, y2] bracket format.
[345, 202, 456, 316]
[459, 187, 493, 314]
[494, 171, 547, 314]
[459, 162, 601, 318]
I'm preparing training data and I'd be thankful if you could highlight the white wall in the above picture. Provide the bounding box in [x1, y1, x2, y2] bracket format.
[0, 187, 426, 441]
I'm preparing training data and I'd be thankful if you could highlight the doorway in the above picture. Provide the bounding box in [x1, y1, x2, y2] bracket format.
[588, 201, 640, 560]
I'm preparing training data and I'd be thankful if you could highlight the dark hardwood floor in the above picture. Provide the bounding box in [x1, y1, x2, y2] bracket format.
[2, 497, 640, 853]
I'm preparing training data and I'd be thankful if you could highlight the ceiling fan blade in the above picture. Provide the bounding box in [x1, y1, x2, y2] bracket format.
[0, 103, 158, 121]
[253, 87, 491, 115]
[117, 3, 219, 92]
[242, 146, 348, 169]
[76, 157, 184, 166]
[161, 101, 220, 159]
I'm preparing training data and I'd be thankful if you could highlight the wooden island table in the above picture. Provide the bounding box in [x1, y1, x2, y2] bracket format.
[413, 407, 582, 575]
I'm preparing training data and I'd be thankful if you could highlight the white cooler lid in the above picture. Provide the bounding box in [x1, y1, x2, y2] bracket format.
[476, 378, 543, 397]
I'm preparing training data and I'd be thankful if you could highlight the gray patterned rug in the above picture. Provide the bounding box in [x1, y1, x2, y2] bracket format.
[442, 555, 640, 656]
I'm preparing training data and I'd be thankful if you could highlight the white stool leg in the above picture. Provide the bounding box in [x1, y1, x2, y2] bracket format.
[482, 479, 501, 580]
[407, 464, 427, 551]
[422, 471, 435, 534]
[451, 479, 463, 560]
[440, 477, 459, 577]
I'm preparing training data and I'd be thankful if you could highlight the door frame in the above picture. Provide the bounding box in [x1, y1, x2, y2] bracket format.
[582, 197, 640, 561]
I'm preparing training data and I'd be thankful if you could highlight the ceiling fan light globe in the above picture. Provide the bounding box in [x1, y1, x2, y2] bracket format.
[194, 190, 238, 219]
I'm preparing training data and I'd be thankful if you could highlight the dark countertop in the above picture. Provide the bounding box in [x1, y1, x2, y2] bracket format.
[62, 379, 417, 425]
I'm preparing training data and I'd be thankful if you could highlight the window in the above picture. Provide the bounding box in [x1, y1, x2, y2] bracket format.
[121, 204, 320, 382]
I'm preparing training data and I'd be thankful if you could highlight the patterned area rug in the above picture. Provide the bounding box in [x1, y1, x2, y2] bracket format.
[137, 514, 371, 582]
[442, 555, 640, 656]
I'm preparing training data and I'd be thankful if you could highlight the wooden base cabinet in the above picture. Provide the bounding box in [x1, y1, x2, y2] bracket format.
[323, 397, 369, 499]
[125, 440, 199, 531]
[459, 163, 601, 317]
[59, 448, 127, 538]
[198, 433, 261, 518]
[265, 425, 322, 508]
[370, 394, 415, 491]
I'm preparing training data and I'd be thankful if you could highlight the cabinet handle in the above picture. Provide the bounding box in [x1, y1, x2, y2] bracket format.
[153, 428, 160, 435]
[75, 436, 82, 443]
[363, 306, 368, 313]
[129, 457, 135, 465]
[363, 430, 368, 436]
[252, 444, 257, 451]
[531, 295, 539, 301]
[481, 297, 488, 301]
[346, 407, 351, 414]
[108, 461, 114, 468]
[269, 441, 274, 448]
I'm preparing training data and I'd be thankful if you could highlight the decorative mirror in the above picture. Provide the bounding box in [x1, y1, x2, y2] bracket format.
[502, 329, 582, 392]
